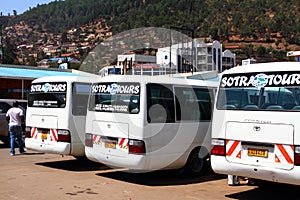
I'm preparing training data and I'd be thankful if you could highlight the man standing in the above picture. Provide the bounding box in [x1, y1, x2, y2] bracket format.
[6, 101, 26, 156]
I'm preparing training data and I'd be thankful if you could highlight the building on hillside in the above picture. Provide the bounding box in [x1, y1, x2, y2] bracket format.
[194, 40, 222, 72]
[222, 50, 236, 71]
[242, 58, 256, 66]
[37, 57, 80, 68]
[156, 40, 235, 73]
[287, 51, 300, 62]
[117, 54, 156, 67]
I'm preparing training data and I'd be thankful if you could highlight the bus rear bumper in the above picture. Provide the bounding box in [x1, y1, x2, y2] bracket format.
[85, 147, 147, 171]
[211, 155, 300, 186]
[25, 138, 70, 155]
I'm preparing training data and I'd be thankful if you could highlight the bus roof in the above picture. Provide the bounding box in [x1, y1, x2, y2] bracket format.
[222, 62, 300, 74]
[97, 75, 218, 88]
[31, 75, 98, 83]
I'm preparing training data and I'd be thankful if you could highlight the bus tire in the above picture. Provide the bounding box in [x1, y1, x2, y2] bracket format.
[182, 147, 208, 177]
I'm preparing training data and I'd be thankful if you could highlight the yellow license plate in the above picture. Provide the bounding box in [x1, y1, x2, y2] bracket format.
[247, 148, 268, 158]
[105, 142, 116, 149]
[41, 133, 48, 140]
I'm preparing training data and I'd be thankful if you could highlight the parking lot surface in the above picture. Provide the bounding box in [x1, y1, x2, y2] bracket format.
[0, 143, 299, 200]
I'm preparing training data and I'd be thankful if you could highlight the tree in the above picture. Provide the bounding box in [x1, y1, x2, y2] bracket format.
[256, 46, 267, 56]
[3, 37, 18, 64]
[244, 44, 254, 57]
[28, 56, 37, 66]
[275, 40, 280, 48]
[61, 31, 68, 43]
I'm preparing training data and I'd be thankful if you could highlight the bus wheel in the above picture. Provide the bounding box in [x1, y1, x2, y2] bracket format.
[183, 148, 208, 177]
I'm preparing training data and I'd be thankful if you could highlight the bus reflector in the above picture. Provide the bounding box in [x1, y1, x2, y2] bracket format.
[85, 133, 93, 147]
[129, 139, 145, 154]
[295, 146, 300, 166]
[57, 130, 70, 142]
[211, 139, 225, 156]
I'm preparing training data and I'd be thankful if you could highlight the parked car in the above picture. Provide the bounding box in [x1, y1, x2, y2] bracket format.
[0, 99, 27, 145]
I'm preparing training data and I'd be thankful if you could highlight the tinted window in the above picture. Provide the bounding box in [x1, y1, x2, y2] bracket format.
[89, 82, 140, 114]
[28, 82, 67, 108]
[147, 84, 175, 123]
[72, 83, 91, 116]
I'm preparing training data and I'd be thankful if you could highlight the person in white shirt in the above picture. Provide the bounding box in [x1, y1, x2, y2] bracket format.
[6, 101, 25, 156]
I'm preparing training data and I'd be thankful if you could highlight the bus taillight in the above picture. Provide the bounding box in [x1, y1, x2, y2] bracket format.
[211, 139, 225, 156]
[295, 146, 300, 166]
[85, 133, 93, 147]
[57, 130, 71, 143]
[129, 139, 145, 154]
[25, 127, 31, 138]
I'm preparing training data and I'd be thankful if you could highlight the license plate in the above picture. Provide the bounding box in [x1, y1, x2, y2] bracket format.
[41, 133, 47, 140]
[41, 130, 48, 140]
[105, 142, 116, 149]
[247, 148, 268, 158]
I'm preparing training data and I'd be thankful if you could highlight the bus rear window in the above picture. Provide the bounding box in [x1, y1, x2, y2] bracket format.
[28, 93, 66, 108]
[28, 82, 67, 108]
[217, 87, 300, 111]
[89, 82, 140, 114]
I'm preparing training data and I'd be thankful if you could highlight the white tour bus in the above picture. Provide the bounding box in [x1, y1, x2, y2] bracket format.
[99, 66, 123, 77]
[211, 62, 300, 185]
[85, 75, 218, 176]
[25, 75, 94, 158]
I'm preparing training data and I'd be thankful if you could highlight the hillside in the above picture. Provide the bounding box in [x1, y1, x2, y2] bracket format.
[0, 0, 299, 65]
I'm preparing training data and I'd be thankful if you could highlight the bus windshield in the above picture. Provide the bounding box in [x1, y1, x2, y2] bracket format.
[89, 82, 140, 114]
[28, 82, 67, 108]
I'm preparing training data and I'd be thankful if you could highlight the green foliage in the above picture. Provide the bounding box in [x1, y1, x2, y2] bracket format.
[256, 45, 267, 56]
[1, 0, 297, 45]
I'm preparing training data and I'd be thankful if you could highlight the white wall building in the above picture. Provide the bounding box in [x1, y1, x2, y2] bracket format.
[156, 39, 235, 73]
[194, 40, 222, 72]
[222, 49, 236, 71]
[242, 58, 256, 66]
[117, 54, 156, 68]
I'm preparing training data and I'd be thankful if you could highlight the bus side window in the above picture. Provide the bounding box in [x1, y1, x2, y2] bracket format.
[174, 87, 212, 121]
[175, 87, 197, 121]
[72, 83, 90, 116]
[195, 88, 212, 121]
[147, 84, 175, 123]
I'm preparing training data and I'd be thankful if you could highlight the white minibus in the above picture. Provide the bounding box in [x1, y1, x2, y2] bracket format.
[25, 75, 94, 158]
[99, 66, 123, 77]
[211, 62, 300, 185]
[85, 75, 217, 176]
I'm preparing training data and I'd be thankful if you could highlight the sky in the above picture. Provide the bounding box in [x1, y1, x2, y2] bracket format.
[1, 0, 55, 16]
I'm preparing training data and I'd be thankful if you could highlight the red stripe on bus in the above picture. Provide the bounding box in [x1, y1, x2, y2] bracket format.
[226, 140, 239, 156]
[277, 144, 293, 164]
[51, 129, 58, 141]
